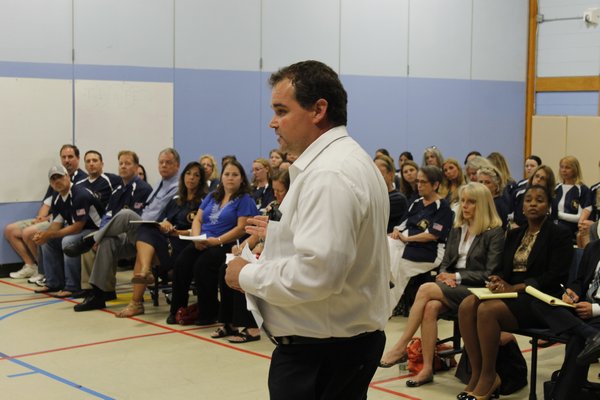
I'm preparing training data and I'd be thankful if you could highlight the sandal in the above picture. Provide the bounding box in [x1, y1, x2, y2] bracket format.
[227, 329, 261, 344]
[131, 272, 155, 285]
[115, 301, 145, 318]
[52, 290, 74, 298]
[211, 325, 239, 339]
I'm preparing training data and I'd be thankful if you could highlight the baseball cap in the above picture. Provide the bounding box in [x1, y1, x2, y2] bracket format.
[48, 164, 68, 179]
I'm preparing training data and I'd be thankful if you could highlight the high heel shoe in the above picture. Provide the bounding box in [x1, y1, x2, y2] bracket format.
[465, 374, 501, 400]
[457, 391, 472, 400]
[379, 352, 408, 368]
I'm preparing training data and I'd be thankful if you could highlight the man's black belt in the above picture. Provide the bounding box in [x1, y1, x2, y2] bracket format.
[271, 330, 377, 346]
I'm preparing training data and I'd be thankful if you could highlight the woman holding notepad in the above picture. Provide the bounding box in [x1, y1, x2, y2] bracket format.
[379, 182, 504, 388]
[457, 185, 573, 400]
[166, 160, 258, 330]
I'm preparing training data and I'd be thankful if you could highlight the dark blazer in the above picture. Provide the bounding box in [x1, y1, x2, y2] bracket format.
[569, 240, 600, 298]
[439, 226, 505, 286]
[497, 218, 573, 297]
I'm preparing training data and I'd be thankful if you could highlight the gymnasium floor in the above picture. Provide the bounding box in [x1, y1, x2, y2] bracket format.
[1, 270, 596, 400]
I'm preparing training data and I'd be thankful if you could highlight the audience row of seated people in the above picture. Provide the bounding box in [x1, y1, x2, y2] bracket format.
[4, 144, 291, 345]
[373, 147, 600, 399]
[385, 147, 600, 247]
[7, 143, 600, 398]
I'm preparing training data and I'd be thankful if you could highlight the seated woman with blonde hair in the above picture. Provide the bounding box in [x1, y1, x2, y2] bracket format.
[380, 183, 504, 389]
[442, 158, 467, 209]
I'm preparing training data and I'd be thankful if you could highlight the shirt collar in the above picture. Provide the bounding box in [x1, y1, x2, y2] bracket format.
[289, 125, 348, 183]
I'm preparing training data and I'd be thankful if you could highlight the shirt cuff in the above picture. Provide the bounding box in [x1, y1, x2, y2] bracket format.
[592, 303, 600, 318]
[238, 261, 261, 295]
[455, 272, 462, 285]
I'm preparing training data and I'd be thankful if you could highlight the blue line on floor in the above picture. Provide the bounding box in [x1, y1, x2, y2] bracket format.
[0, 300, 62, 317]
[8, 371, 38, 378]
[0, 351, 115, 400]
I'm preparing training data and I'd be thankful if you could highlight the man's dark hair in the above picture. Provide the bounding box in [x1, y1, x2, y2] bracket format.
[84, 150, 103, 162]
[269, 60, 347, 126]
[60, 144, 80, 158]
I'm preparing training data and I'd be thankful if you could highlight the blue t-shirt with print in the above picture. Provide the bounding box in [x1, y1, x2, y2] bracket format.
[200, 193, 258, 238]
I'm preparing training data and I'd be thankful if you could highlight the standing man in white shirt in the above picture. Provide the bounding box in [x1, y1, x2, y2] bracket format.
[226, 60, 391, 400]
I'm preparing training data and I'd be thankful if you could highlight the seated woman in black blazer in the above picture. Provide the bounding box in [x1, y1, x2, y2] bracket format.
[380, 183, 504, 388]
[458, 185, 573, 400]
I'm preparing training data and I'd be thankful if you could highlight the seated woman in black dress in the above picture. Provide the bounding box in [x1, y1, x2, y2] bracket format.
[115, 161, 208, 317]
[380, 183, 504, 389]
[457, 185, 573, 400]
[375, 154, 408, 233]
[388, 165, 454, 312]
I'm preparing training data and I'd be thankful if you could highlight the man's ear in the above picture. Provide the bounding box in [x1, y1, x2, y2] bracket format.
[312, 98, 328, 124]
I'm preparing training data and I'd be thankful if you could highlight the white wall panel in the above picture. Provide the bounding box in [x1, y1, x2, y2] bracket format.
[175, 0, 261, 71]
[0, 77, 72, 202]
[340, 0, 409, 77]
[73, 0, 173, 68]
[261, 0, 340, 72]
[74, 80, 173, 184]
[408, 0, 472, 79]
[537, 0, 600, 76]
[0, 0, 72, 64]
[471, 0, 528, 81]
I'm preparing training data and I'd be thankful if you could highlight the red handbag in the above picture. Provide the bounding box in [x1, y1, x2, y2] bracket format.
[175, 303, 199, 325]
[407, 337, 457, 373]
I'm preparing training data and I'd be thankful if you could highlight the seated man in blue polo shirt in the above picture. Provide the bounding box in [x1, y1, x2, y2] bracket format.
[77, 150, 152, 298]
[33, 164, 104, 297]
[75, 150, 121, 212]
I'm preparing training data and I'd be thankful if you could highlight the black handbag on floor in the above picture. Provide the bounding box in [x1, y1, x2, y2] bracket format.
[455, 339, 528, 395]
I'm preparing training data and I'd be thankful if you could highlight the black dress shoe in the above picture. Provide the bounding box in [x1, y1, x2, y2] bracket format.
[73, 293, 106, 312]
[578, 332, 600, 365]
[103, 291, 117, 301]
[166, 314, 177, 324]
[71, 289, 91, 299]
[63, 236, 95, 257]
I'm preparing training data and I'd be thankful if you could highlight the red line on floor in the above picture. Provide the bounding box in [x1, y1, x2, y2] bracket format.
[371, 373, 415, 385]
[0, 330, 173, 361]
[0, 279, 273, 362]
[368, 384, 422, 400]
